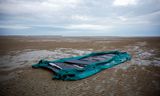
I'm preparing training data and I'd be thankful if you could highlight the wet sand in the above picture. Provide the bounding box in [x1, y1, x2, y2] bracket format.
[0, 36, 160, 96]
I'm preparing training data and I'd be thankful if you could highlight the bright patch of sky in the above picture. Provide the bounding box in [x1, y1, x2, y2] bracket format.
[0, 0, 160, 36]
[113, 0, 137, 6]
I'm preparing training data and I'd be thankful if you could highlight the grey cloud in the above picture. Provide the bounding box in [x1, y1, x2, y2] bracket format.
[0, 0, 159, 36]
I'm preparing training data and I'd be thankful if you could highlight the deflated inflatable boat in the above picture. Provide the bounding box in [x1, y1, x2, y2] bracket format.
[32, 51, 131, 80]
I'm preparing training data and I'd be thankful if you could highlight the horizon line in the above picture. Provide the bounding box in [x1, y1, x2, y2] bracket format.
[0, 34, 160, 38]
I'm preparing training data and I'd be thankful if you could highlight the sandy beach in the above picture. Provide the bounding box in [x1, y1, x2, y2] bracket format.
[0, 36, 160, 96]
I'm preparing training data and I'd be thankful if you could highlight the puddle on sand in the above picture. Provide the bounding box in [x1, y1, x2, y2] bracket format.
[114, 41, 160, 70]
[0, 48, 92, 71]
[0, 48, 92, 82]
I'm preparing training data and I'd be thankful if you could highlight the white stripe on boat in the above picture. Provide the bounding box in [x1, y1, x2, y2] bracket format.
[49, 63, 62, 69]
[73, 65, 83, 69]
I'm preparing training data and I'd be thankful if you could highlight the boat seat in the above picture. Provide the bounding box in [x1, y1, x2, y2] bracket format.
[99, 54, 115, 59]
[65, 59, 93, 66]
[49, 62, 83, 70]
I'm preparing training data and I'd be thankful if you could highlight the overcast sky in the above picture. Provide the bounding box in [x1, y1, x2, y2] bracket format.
[0, 0, 160, 36]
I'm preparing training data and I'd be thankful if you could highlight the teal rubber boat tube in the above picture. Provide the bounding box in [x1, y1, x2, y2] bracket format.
[32, 51, 131, 80]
